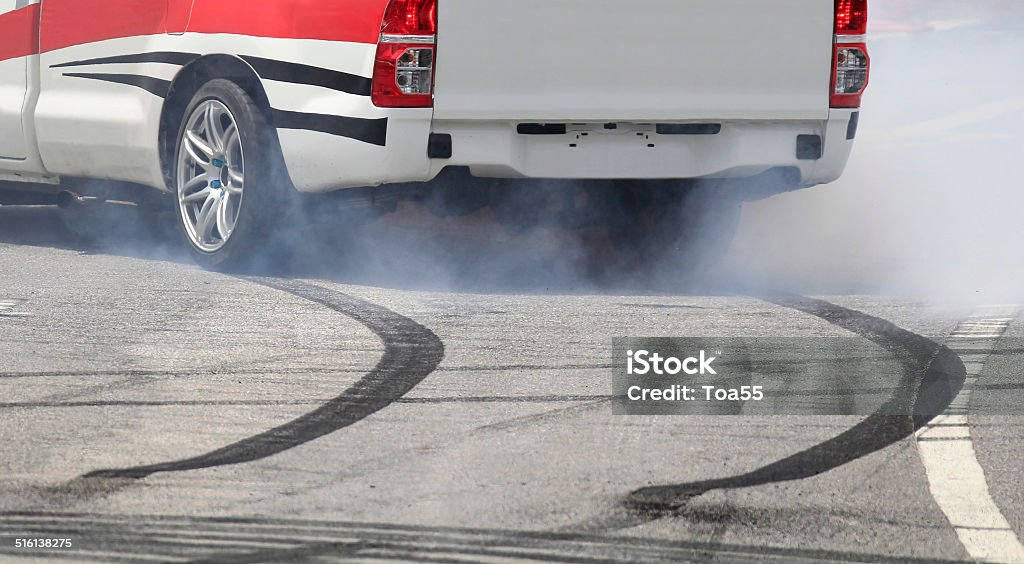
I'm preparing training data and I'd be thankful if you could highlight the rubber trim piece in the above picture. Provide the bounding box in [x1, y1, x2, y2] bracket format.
[516, 124, 567, 135]
[656, 124, 721, 135]
[428, 133, 453, 159]
[796, 134, 823, 160]
[847, 111, 860, 140]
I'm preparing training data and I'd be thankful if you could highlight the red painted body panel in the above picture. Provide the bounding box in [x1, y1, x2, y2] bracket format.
[40, 0, 168, 53]
[0, 5, 40, 62]
[166, 0, 195, 34]
[187, 0, 389, 45]
[0, 0, 388, 64]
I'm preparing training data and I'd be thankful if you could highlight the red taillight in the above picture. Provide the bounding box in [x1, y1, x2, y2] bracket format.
[381, 0, 437, 35]
[831, 43, 870, 108]
[835, 0, 868, 35]
[372, 0, 437, 108]
[832, 0, 869, 108]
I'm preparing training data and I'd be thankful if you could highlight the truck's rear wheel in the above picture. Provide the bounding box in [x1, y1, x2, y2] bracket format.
[173, 79, 286, 271]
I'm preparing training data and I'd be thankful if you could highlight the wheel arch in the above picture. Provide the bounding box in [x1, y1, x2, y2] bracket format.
[158, 55, 277, 191]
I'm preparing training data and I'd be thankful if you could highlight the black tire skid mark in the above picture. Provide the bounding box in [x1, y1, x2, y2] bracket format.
[28, 375, 163, 407]
[0, 512, 967, 564]
[573, 296, 966, 531]
[0, 363, 611, 379]
[83, 277, 444, 479]
[22, 294, 962, 559]
[0, 395, 611, 409]
[0, 368, 372, 380]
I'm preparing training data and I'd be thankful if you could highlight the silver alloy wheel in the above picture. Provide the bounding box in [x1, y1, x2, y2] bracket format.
[176, 100, 245, 252]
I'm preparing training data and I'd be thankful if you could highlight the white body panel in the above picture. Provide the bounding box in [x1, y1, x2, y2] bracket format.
[430, 111, 857, 186]
[28, 33, 435, 192]
[0, 0, 30, 160]
[35, 36, 177, 188]
[276, 111, 432, 191]
[434, 0, 834, 122]
[0, 56, 28, 160]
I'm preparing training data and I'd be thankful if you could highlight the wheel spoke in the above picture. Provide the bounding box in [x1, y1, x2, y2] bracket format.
[182, 187, 213, 204]
[222, 123, 237, 154]
[185, 131, 214, 163]
[216, 194, 233, 239]
[205, 104, 225, 152]
[181, 173, 210, 194]
[194, 195, 219, 241]
[228, 169, 244, 186]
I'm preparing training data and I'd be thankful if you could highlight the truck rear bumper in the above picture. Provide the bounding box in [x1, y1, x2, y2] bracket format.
[281, 108, 858, 193]
[428, 109, 858, 187]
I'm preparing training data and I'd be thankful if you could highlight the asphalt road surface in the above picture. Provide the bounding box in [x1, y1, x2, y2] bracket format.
[2, 16, 1024, 564]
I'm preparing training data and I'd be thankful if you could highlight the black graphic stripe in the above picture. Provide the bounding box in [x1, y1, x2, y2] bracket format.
[240, 55, 372, 97]
[56, 52, 387, 145]
[51, 53, 371, 99]
[83, 278, 444, 479]
[62, 73, 171, 98]
[272, 109, 388, 147]
[51, 51, 199, 69]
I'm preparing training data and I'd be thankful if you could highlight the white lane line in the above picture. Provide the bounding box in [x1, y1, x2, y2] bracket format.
[916, 306, 1024, 563]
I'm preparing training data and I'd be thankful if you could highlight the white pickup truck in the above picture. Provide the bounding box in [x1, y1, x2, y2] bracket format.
[0, 0, 869, 269]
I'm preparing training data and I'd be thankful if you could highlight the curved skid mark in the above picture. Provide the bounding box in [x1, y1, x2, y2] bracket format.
[84, 277, 444, 479]
[611, 296, 966, 522]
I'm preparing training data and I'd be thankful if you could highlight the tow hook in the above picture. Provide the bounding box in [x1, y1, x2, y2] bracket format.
[56, 190, 92, 209]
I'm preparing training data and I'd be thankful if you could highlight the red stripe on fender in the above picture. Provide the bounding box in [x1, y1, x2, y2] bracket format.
[38, 0, 389, 56]
[0, 5, 40, 62]
[187, 0, 389, 45]
[40, 0, 167, 53]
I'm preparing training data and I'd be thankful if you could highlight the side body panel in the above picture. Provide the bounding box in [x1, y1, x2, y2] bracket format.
[0, 0, 37, 161]
[35, 0, 170, 187]
[32, 0, 412, 192]
[166, 0, 194, 34]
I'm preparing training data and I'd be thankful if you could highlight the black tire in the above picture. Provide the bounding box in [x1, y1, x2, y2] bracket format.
[600, 180, 743, 278]
[172, 79, 291, 271]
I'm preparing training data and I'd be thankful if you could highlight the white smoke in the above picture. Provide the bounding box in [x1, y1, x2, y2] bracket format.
[723, 0, 1024, 303]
